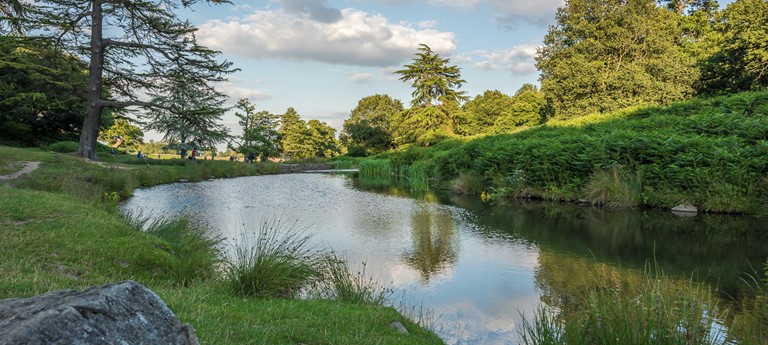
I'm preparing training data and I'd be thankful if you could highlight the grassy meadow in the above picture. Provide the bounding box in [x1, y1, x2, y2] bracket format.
[0, 146, 443, 345]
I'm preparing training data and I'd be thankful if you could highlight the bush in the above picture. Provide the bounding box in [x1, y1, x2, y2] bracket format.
[48, 141, 79, 153]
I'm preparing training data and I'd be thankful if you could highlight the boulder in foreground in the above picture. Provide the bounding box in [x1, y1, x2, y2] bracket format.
[0, 280, 198, 345]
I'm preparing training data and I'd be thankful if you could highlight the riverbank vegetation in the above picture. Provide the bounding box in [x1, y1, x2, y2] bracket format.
[0, 145, 443, 344]
[356, 91, 768, 215]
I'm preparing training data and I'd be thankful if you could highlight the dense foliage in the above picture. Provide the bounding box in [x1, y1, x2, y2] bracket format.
[340, 94, 403, 157]
[536, 0, 697, 119]
[232, 98, 282, 161]
[279, 107, 339, 160]
[426, 91, 768, 214]
[0, 36, 89, 145]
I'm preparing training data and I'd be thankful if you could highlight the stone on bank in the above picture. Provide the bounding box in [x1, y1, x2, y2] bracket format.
[0, 280, 198, 345]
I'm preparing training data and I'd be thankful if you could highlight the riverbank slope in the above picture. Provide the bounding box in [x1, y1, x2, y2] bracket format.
[0, 146, 443, 345]
[369, 91, 768, 215]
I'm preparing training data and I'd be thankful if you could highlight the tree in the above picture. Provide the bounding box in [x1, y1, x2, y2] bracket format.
[493, 85, 545, 133]
[98, 117, 144, 150]
[536, 0, 698, 119]
[279, 107, 310, 160]
[0, 36, 90, 145]
[306, 120, 339, 158]
[340, 94, 402, 156]
[699, 0, 768, 93]
[0, 0, 25, 33]
[233, 98, 282, 161]
[144, 70, 230, 157]
[394, 44, 468, 146]
[461, 90, 516, 135]
[395, 44, 468, 107]
[25, 0, 234, 159]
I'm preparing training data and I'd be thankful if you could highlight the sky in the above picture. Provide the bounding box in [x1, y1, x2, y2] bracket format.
[152, 0, 562, 142]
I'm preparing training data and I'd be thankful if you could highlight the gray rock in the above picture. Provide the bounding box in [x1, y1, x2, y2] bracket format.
[671, 203, 698, 217]
[389, 321, 409, 335]
[0, 280, 198, 345]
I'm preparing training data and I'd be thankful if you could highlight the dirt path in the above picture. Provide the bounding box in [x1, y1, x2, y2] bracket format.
[0, 162, 41, 181]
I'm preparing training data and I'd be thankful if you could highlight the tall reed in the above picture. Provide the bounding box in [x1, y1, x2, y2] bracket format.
[584, 164, 642, 208]
[403, 162, 429, 192]
[358, 159, 393, 178]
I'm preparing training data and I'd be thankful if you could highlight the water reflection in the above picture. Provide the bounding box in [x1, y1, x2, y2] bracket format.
[403, 204, 459, 282]
[121, 173, 768, 345]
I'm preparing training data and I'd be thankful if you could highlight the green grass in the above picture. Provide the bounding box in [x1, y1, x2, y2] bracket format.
[359, 159, 394, 178]
[0, 145, 444, 345]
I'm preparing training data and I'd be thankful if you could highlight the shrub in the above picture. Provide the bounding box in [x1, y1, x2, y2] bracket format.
[48, 141, 79, 153]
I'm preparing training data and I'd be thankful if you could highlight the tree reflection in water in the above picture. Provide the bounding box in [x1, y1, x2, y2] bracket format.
[402, 204, 459, 282]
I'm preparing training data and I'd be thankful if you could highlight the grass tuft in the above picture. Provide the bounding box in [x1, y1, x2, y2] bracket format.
[584, 164, 642, 208]
[224, 219, 322, 298]
[314, 252, 392, 305]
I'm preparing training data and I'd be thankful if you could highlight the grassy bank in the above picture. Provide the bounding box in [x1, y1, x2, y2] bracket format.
[363, 91, 768, 215]
[0, 146, 443, 345]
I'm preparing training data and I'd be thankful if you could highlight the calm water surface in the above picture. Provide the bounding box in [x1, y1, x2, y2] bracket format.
[121, 173, 768, 345]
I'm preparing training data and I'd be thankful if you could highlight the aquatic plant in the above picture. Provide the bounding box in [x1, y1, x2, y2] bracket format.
[404, 162, 429, 192]
[584, 163, 642, 208]
[359, 159, 393, 178]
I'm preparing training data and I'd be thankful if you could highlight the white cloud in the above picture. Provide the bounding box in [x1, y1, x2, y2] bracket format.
[426, 0, 482, 10]
[489, 0, 564, 28]
[197, 8, 456, 67]
[217, 83, 272, 103]
[348, 72, 375, 83]
[459, 45, 538, 75]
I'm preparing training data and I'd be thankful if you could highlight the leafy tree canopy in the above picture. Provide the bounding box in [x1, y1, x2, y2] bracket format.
[98, 117, 144, 150]
[341, 94, 402, 156]
[395, 44, 468, 107]
[144, 70, 230, 157]
[0, 35, 90, 145]
[699, 0, 768, 93]
[536, 0, 697, 119]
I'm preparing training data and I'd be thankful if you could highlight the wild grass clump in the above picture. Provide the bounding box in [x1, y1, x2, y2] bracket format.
[359, 159, 393, 178]
[584, 164, 642, 208]
[224, 219, 322, 298]
[126, 214, 222, 286]
[519, 266, 726, 345]
[314, 252, 392, 305]
[728, 259, 768, 344]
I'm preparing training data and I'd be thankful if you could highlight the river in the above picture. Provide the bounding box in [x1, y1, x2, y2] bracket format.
[120, 172, 768, 345]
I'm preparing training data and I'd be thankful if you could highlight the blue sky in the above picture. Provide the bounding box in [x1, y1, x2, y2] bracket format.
[161, 0, 734, 141]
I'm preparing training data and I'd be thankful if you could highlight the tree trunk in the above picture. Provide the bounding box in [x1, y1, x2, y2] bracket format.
[79, 0, 104, 160]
